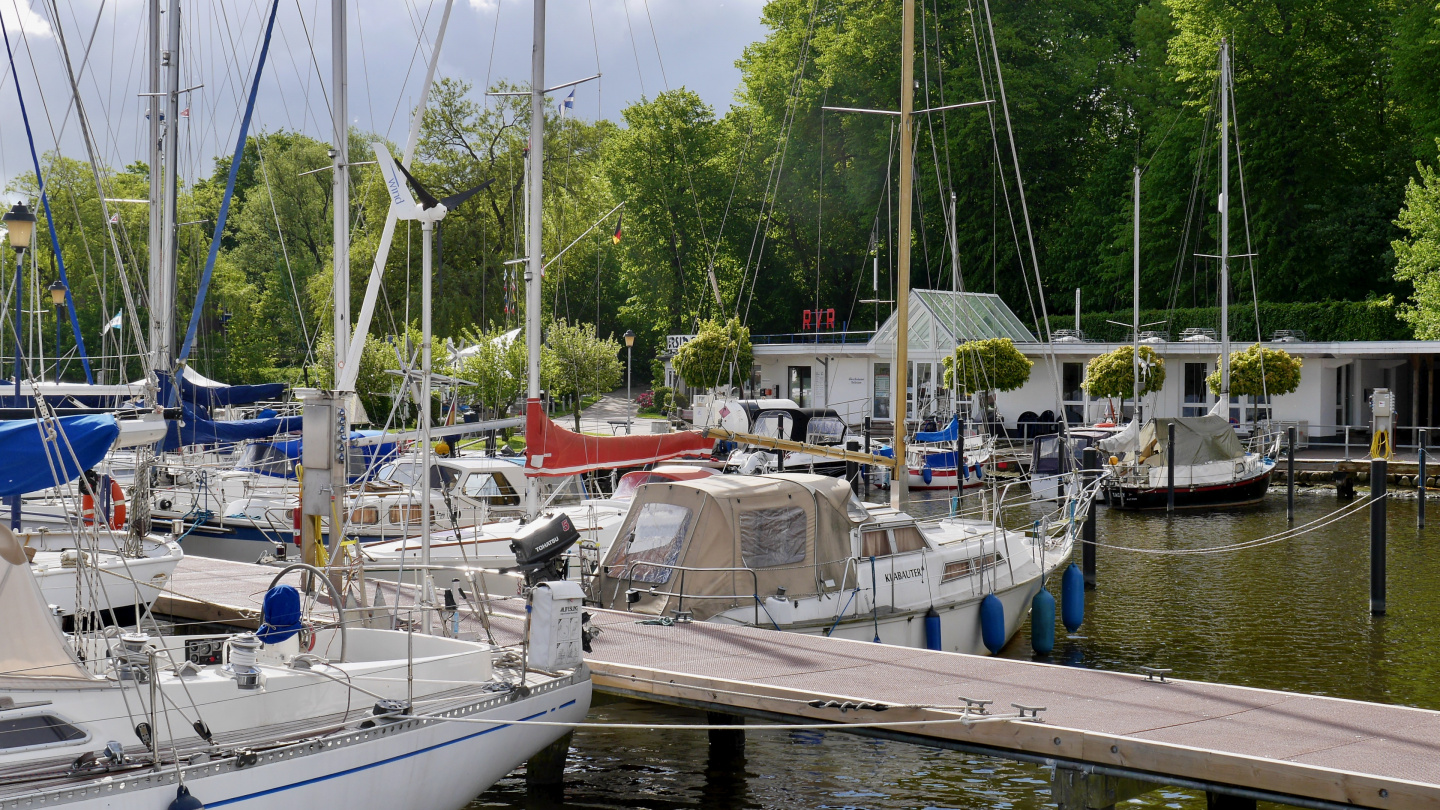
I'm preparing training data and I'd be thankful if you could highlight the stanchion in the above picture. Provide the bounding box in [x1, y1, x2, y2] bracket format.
[1082, 447, 1098, 589]
[1371, 457, 1387, 616]
[1287, 426, 1296, 523]
[1167, 422, 1176, 513]
[1420, 428, 1427, 530]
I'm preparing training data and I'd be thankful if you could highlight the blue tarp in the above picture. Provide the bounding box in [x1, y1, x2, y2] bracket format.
[915, 416, 960, 444]
[233, 430, 399, 483]
[160, 403, 301, 452]
[0, 415, 118, 496]
[164, 368, 287, 408]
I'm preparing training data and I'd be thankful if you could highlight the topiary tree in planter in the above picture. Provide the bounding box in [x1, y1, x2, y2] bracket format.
[942, 338, 1033, 394]
[1083, 345, 1166, 419]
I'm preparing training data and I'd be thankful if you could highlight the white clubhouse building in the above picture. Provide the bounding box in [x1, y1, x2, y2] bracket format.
[667, 289, 1440, 444]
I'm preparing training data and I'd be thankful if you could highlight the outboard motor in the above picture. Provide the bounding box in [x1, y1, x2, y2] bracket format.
[509, 513, 582, 585]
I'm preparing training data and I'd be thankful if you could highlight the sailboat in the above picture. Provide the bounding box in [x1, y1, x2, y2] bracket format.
[1102, 39, 1275, 511]
[590, 0, 1092, 656]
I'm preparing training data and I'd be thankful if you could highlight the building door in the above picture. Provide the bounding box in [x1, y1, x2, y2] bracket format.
[1062, 362, 1086, 424]
[873, 363, 890, 418]
[1183, 363, 1209, 417]
[788, 366, 812, 408]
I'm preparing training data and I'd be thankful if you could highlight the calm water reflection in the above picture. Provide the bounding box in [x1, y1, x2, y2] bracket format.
[472, 487, 1439, 809]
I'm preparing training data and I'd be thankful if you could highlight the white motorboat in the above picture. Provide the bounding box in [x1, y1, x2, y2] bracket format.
[20, 528, 182, 622]
[594, 473, 1090, 655]
[0, 525, 590, 810]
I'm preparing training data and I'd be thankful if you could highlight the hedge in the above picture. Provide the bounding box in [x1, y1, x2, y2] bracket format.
[1075, 299, 1410, 344]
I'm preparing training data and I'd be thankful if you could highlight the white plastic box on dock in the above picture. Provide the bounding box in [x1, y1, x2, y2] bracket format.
[529, 580, 585, 671]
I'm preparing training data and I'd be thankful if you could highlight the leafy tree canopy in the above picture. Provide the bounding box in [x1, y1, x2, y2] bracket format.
[671, 317, 754, 391]
[1083, 345, 1167, 399]
[942, 338, 1032, 394]
[541, 319, 623, 430]
[1206, 344, 1303, 398]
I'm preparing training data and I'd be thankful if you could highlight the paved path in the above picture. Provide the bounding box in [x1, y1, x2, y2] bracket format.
[576, 390, 642, 435]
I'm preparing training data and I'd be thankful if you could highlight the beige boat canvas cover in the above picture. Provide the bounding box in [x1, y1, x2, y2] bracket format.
[597, 474, 865, 620]
[1137, 416, 1245, 467]
[0, 527, 99, 686]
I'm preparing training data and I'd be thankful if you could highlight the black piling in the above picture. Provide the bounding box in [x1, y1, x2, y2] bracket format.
[707, 711, 746, 764]
[862, 417, 872, 493]
[1371, 457, 1387, 616]
[1082, 447, 1098, 589]
[525, 729, 573, 800]
[1287, 426, 1296, 523]
[1205, 792, 1258, 810]
[1420, 428, 1427, 530]
[1167, 422, 1176, 513]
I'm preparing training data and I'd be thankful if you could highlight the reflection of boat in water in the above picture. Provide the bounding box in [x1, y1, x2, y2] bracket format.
[594, 473, 1089, 655]
[1100, 416, 1275, 510]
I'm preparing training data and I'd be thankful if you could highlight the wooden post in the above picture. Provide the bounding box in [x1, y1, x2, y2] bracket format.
[1287, 426, 1296, 523]
[1167, 422, 1176, 513]
[1421, 428, 1428, 530]
[1082, 447, 1098, 589]
[707, 711, 745, 765]
[1371, 457, 1387, 615]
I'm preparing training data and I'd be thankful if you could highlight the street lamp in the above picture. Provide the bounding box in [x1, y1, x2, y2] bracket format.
[48, 280, 65, 383]
[3, 202, 36, 532]
[623, 329, 636, 425]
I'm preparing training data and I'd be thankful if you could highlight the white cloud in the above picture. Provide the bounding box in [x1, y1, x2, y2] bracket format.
[467, 0, 497, 14]
[0, 1, 53, 40]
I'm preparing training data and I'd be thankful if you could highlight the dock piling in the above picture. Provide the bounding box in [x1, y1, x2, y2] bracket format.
[1286, 426, 1296, 523]
[706, 711, 746, 764]
[1420, 429, 1427, 529]
[1053, 764, 1156, 810]
[1205, 792, 1257, 810]
[1082, 447, 1098, 589]
[1167, 422, 1176, 513]
[1371, 457, 1387, 615]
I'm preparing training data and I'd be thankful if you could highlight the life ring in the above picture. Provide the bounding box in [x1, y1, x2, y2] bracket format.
[82, 479, 126, 530]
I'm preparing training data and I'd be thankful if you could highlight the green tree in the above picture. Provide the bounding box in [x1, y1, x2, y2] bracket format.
[1206, 344, 1303, 398]
[942, 338, 1032, 394]
[454, 325, 528, 419]
[671, 317, 754, 392]
[1083, 345, 1167, 399]
[1395, 145, 1440, 338]
[541, 319, 623, 431]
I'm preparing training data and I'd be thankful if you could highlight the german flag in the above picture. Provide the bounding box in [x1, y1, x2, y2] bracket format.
[612, 213, 623, 244]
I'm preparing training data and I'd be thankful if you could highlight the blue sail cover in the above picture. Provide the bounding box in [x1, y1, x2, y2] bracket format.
[174, 367, 287, 408]
[915, 416, 960, 444]
[0, 415, 118, 496]
[161, 403, 301, 452]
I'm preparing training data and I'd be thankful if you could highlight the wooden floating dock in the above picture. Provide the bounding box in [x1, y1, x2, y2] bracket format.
[161, 557, 1440, 810]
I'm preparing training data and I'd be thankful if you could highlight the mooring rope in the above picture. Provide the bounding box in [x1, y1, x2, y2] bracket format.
[1091, 493, 1380, 556]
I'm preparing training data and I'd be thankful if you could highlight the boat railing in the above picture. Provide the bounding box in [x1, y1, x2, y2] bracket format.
[611, 561, 763, 626]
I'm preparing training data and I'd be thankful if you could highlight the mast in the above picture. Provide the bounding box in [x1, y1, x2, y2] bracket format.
[147, 0, 162, 382]
[332, 0, 349, 384]
[154, 0, 181, 386]
[1133, 165, 1140, 422]
[523, 0, 547, 518]
[420, 217, 434, 623]
[1219, 38, 1230, 399]
[890, 0, 914, 510]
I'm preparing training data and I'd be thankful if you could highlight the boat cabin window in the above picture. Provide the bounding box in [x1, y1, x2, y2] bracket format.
[611, 503, 692, 584]
[752, 411, 793, 441]
[0, 715, 86, 750]
[378, 462, 459, 490]
[612, 471, 684, 501]
[890, 525, 927, 553]
[460, 473, 520, 506]
[861, 529, 890, 557]
[805, 417, 846, 445]
[739, 507, 807, 568]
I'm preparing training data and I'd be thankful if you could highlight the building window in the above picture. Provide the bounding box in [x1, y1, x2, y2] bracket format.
[914, 362, 935, 416]
[1062, 362, 1085, 424]
[788, 366, 812, 408]
[1336, 364, 1352, 426]
[873, 363, 890, 419]
[1183, 363, 1209, 417]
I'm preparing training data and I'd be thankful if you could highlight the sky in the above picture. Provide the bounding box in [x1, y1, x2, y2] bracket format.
[0, 0, 769, 196]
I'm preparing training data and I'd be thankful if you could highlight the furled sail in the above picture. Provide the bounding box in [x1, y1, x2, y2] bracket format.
[523, 399, 712, 477]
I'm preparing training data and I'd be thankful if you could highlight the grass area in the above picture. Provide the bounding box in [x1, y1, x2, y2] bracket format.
[457, 434, 526, 452]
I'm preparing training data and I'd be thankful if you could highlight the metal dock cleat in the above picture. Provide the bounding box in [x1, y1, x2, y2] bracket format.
[1140, 666, 1172, 684]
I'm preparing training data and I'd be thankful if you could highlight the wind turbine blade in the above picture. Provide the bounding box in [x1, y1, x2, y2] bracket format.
[372, 142, 421, 218]
[439, 178, 495, 211]
[392, 159, 441, 210]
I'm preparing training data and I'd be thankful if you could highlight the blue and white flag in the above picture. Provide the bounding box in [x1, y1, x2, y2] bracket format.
[102, 311, 122, 334]
[561, 89, 575, 117]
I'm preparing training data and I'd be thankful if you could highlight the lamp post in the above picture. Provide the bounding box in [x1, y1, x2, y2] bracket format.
[623, 329, 635, 424]
[48, 280, 65, 383]
[3, 201, 35, 530]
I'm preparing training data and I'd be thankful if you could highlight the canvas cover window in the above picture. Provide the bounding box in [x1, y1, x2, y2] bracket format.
[740, 506, 807, 568]
[613, 503, 693, 583]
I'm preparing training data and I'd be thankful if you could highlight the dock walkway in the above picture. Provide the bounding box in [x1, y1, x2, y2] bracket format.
[158, 557, 1440, 810]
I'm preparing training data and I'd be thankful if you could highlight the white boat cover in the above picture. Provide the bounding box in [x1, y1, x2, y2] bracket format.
[0, 527, 100, 686]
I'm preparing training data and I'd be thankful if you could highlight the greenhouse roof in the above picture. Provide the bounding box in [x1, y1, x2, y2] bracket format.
[870, 290, 1036, 350]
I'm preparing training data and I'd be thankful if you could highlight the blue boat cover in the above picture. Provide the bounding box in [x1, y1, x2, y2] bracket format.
[160, 403, 301, 452]
[0, 415, 118, 496]
[234, 430, 399, 483]
[173, 367, 287, 408]
[915, 416, 960, 444]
